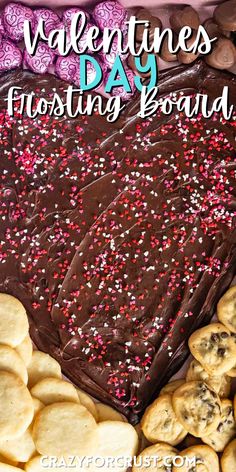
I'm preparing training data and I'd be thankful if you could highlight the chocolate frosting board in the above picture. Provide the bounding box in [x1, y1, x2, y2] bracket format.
[0, 61, 235, 423]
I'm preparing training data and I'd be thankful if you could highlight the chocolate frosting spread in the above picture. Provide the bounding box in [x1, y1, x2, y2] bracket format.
[0, 61, 235, 423]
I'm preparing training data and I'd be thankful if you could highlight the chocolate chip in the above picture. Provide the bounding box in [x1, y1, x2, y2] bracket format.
[211, 333, 220, 342]
[221, 331, 229, 339]
[227, 419, 233, 425]
[205, 38, 236, 70]
[207, 402, 214, 410]
[182, 410, 189, 421]
[218, 347, 226, 357]
[170, 6, 200, 33]
[214, 0, 236, 32]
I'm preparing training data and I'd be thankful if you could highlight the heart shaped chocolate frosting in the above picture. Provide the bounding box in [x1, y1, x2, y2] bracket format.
[0, 61, 235, 423]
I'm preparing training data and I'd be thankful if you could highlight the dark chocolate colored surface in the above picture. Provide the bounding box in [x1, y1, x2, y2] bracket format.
[0, 61, 235, 423]
[214, 0, 236, 32]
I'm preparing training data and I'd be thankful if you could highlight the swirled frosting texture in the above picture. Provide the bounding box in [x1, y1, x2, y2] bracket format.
[0, 62, 235, 423]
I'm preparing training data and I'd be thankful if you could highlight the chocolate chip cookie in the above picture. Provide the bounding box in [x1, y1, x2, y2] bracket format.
[188, 323, 236, 375]
[201, 399, 236, 452]
[141, 393, 188, 446]
[218, 286, 236, 334]
[172, 381, 222, 437]
[132, 442, 178, 472]
[186, 359, 231, 397]
[172, 444, 220, 472]
[227, 333, 236, 377]
[221, 438, 236, 472]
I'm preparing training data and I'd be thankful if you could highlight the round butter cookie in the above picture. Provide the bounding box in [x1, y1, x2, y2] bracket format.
[0, 294, 29, 347]
[27, 351, 61, 388]
[172, 381, 221, 437]
[32, 402, 97, 456]
[0, 455, 18, 467]
[96, 403, 124, 422]
[15, 335, 32, 367]
[25, 455, 88, 472]
[0, 345, 28, 384]
[217, 286, 236, 334]
[32, 397, 44, 416]
[0, 465, 23, 471]
[141, 393, 188, 446]
[93, 421, 139, 472]
[201, 399, 236, 452]
[0, 371, 34, 440]
[76, 388, 98, 421]
[188, 323, 236, 375]
[0, 427, 35, 463]
[25, 456, 62, 472]
[31, 377, 79, 405]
